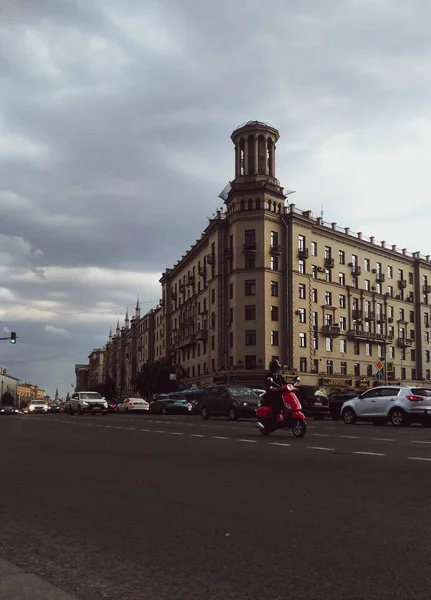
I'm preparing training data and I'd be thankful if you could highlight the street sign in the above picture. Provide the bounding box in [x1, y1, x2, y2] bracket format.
[376, 371, 383, 382]
[375, 360, 384, 371]
[386, 361, 394, 373]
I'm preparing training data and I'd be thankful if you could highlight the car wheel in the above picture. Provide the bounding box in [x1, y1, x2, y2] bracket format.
[228, 406, 238, 421]
[389, 408, 409, 427]
[201, 406, 210, 420]
[342, 407, 356, 425]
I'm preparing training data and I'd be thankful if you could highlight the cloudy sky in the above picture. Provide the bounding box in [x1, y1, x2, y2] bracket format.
[1, 0, 430, 398]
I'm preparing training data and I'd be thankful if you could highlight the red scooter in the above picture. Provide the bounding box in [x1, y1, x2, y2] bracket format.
[256, 382, 307, 438]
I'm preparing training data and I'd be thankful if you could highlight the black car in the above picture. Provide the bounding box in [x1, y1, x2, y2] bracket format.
[200, 385, 260, 421]
[328, 390, 359, 421]
[47, 403, 60, 413]
[0, 405, 18, 415]
[150, 394, 192, 415]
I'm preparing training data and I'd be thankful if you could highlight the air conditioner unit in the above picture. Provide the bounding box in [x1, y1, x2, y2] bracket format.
[295, 310, 301, 315]
[371, 286, 376, 291]
[372, 268, 377, 273]
[348, 262, 353, 267]
[388, 317, 394, 323]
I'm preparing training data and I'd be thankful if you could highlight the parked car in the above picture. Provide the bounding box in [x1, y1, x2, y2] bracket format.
[328, 390, 359, 421]
[150, 394, 192, 415]
[341, 386, 431, 427]
[200, 385, 260, 420]
[181, 390, 205, 414]
[295, 385, 329, 420]
[48, 403, 60, 413]
[68, 391, 108, 416]
[0, 405, 18, 415]
[116, 398, 150, 413]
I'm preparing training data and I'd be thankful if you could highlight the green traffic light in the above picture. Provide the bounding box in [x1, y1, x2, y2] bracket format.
[10, 339, 16, 344]
[10, 332, 16, 344]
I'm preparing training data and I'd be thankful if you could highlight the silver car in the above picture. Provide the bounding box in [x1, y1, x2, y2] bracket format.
[341, 386, 431, 427]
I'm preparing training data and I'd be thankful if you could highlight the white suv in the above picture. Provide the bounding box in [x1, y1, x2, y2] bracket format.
[68, 392, 108, 416]
[341, 386, 431, 427]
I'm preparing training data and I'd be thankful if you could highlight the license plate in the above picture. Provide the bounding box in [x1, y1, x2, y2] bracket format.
[314, 402, 322, 407]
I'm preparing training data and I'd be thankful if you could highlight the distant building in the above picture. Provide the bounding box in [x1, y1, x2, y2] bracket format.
[74, 364, 89, 391]
[88, 348, 105, 389]
[0, 368, 19, 403]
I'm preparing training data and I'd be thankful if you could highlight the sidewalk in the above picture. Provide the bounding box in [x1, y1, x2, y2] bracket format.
[0, 558, 79, 600]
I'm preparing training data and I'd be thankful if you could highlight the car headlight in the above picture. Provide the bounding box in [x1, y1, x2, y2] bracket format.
[243, 402, 249, 407]
[82, 402, 89, 406]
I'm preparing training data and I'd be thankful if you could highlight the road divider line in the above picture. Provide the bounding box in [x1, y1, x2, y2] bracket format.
[310, 433, 330, 437]
[408, 456, 431, 462]
[153, 430, 166, 434]
[140, 429, 150, 432]
[354, 451, 386, 456]
[411, 441, 431, 444]
[270, 442, 291, 447]
[170, 432, 184, 436]
[373, 438, 395, 442]
[339, 435, 359, 439]
[191, 434, 204, 438]
[307, 447, 335, 451]
[213, 436, 228, 440]
[236, 439, 257, 443]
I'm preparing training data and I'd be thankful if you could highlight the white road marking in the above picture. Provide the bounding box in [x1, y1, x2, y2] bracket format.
[213, 436, 228, 440]
[153, 430, 166, 434]
[190, 434, 204, 438]
[411, 440, 431, 445]
[170, 432, 184, 436]
[372, 438, 394, 442]
[140, 429, 150, 432]
[311, 433, 330, 437]
[307, 447, 335, 451]
[408, 457, 431, 462]
[354, 451, 386, 456]
[339, 435, 360, 439]
[236, 439, 257, 443]
[270, 442, 291, 447]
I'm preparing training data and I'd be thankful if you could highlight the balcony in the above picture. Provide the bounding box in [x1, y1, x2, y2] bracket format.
[398, 279, 407, 289]
[297, 248, 308, 259]
[198, 267, 206, 277]
[321, 324, 341, 337]
[424, 284, 431, 294]
[347, 330, 393, 343]
[243, 243, 257, 254]
[376, 273, 385, 283]
[207, 254, 215, 265]
[397, 337, 413, 348]
[352, 309, 363, 320]
[187, 276, 195, 286]
[196, 329, 208, 341]
[179, 333, 196, 348]
[324, 257, 335, 269]
[270, 244, 282, 255]
[376, 313, 386, 322]
[351, 266, 361, 277]
[224, 247, 233, 258]
[364, 311, 375, 321]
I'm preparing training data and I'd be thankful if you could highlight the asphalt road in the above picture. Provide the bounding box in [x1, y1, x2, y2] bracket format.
[1, 413, 431, 600]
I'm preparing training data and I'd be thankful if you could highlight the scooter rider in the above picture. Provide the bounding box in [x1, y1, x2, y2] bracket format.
[265, 359, 287, 422]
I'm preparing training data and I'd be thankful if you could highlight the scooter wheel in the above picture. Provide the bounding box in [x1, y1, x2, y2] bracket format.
[292, 421, 306, 438]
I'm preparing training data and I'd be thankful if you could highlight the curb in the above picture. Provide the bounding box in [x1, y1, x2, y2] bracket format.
[0, 558, 79, 599]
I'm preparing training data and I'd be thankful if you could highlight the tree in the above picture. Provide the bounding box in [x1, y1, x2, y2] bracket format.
[134, 358, 182, 398]
[1, 392, 15, 406]
[91, 377, 116, 400]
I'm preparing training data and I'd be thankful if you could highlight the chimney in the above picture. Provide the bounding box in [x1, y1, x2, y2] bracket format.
[381, 241, 386, 248]
[370, 236, 375, 244]
[344, 227, 350, 235]
[357, 232, 362, 240]
[331, 222, 337, 230]
[392, 245, 397, 251]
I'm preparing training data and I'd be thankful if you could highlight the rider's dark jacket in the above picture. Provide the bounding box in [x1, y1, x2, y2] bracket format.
[264, 371, 287, 414]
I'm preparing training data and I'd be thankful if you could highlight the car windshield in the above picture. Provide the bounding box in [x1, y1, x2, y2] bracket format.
[411, 388, 431, 397]
[31, 401, 44, 405]
[227, 387, 259, 398]
[81, 393, 102, 400]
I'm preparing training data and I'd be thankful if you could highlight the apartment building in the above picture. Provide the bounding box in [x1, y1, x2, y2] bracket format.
[85, 120, 431, 395]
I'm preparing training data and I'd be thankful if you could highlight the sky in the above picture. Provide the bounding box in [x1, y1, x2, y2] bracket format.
[1, 0, 431, 398]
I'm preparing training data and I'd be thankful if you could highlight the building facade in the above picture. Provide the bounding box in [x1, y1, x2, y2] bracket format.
[17, 383, 46, 405]
[82, 120, 431, 394]
[75, 364, 89, 391]
[0, 368, 19, 403]
[88, 349, 105, 390]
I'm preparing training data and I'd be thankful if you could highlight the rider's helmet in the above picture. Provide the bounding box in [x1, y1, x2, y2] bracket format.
[269, 359, 281, 372]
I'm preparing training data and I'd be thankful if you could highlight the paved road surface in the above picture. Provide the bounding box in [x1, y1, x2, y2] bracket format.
[1, 413, 431, 600]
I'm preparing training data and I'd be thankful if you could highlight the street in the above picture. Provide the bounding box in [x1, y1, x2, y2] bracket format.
[1, 414, 431, 600]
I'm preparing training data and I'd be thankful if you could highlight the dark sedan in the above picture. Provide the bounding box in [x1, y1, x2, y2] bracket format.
[0, 405, 18, 415]
[200, 385, 260, 420]
[150, 394, 192, 415]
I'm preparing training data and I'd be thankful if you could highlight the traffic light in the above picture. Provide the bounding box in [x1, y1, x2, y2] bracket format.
[10, 332, 16, 344]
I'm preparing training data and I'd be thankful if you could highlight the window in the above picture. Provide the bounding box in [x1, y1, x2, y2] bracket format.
[313, 334, 318, 350]
[270, 256, 279, 271]
[410, 311, 414, 323]
[326, 360, 334, 375]
[339, 272, 345, 285]
[376, 262, 382, 275]
[245, 330, 256, 345]
[244, 229, 256, 249]
[388, 265, 393, 278]
[326, 337, 333, 352]
[364, 258, 370, 272]
[409, 272, 414, 285]
[299, 332, 306, 347]
[298, 235, 305, 250]
[412, 368, 417, 381]
[339, 294, 346, 308]
[325, 269, 332, 282]
[376, 283, 382, 294]
[245, 355, 256, 369]
[364, 279, 370, 291]
[339, 250, 345, 265]
[312, 312, 318, 328]
[245, 280, 256, 295]
[229, 283, 233, 299]
[399, 308, 405, 321]
[339, 316, 347, 330]
[229, 307, 233, 324]
[324, 245, 331, 259]
[387, 285, 393, 297]
[340, 339, 346, 353]
[427, 370, 431, 381]
[245, 305, 256, 320]
[299, 283, 306, 299]
[211, 312, 216, 328]
[312, 288, 318, 303]
[388, 346, 394, 359]
[271, 306, 279, 321]
[299, 308, 306, 323]
[229, 331, 233, 348]
[398, 268, 403, 281]
[211, 335, 215, 350]
[298, 260, 305, 274]
[365, 343, 372, 356]
[426, 332, 430, 344]
[354, 363, 360, 376]
[299, 357, 307, 372]
[270, 231, 278, 248]
[325, 313, 332, 326]
[367, 364, 373, 377]
[311, 241, 317, 256]
[341, 361, 347, 375]
[354, 342, 360, 355]
[325, 291, 332, 305]
[270, 331, 279, 346]
[245, 255, 256, 269]
[211, 288, 215, 304]
[351, 254, 358, 266]
[271, 280, 279, 297]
